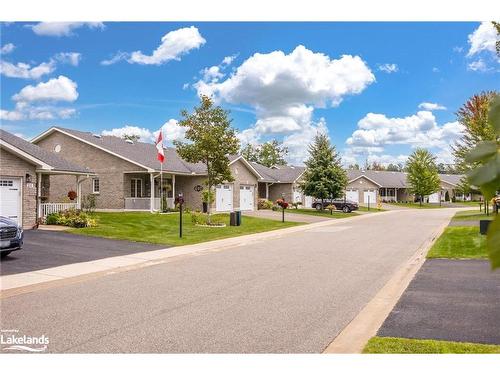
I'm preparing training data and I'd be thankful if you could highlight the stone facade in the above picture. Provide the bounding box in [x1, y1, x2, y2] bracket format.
[36, 132, 143, 210]
[0, 148, 38, 228]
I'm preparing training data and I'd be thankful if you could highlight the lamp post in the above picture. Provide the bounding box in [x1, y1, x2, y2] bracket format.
[176, 193, 184, 238]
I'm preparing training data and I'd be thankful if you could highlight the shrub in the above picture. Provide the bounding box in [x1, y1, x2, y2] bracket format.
[81, 193, 96, 213]
[190, 211, 224, 226]
[45, 208, 97, 228]
[271, 205, 279, 211]
[326, 204, 336, 214]
[291, 202, 302, 209]
[258, 199, 273, 210]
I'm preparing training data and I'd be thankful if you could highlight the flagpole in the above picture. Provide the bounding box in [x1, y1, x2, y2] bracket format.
[160, 154, 163, 212]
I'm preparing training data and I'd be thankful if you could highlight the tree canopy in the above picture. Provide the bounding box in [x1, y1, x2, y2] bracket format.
[241, 140, 288, 167]
[406, 148, 441, 206]
[300, 133, 347, 202]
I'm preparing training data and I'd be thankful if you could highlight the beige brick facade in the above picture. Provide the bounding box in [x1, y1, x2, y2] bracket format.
[0, 148, 38, 228]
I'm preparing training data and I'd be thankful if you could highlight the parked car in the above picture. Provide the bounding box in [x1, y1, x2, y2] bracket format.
[312, 198, 359, 213]
[0, 217, 23, 258]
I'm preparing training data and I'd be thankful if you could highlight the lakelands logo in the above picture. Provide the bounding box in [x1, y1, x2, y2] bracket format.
[1, 330, 49, 352]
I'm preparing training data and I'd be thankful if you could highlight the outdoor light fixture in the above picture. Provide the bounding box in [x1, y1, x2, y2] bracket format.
[25, 173, 32, 183]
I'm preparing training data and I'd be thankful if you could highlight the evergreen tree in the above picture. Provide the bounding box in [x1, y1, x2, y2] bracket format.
[406, 148, 441, 206]
[300, 133, 347, 208]
[175, 95, 240, 222]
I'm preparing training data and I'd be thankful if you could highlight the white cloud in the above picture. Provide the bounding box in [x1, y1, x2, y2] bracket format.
[0, 102, 76, 121]
[12, 75, 78, 102]
[102, 26, 206, 66]
[1, 52, 81, 79]
[159, 119, 186, 144]
[0, 109, 25, 121]
[378, 63, 398, 73]
[467, 59, 490, 72]
[432, 67, 440, 73]
[418, 102, 446, 111]
[0, 43, 15, 54]
[453, 46, 464, 53]
[101, 125, 153, 142]
[467, 22, 497, 57]
[346, 111, 464, 150]
[197, 45, 374, 159]
[222, 55, 237, 65]
[31, 22, 104, 37]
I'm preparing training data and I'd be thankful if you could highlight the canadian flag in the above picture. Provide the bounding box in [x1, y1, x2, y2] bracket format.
[155, 129, 165, 163]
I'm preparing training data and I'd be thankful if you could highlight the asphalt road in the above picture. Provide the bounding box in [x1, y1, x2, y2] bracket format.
[0, 209, 459, 353]
[0, 231, 165, 275]
[378, 259, 500, 344]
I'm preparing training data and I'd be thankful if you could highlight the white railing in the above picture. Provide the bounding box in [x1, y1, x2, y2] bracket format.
[41, 202, 78, 217]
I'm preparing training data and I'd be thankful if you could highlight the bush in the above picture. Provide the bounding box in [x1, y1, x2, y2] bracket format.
[291, 202, 302, 209]
[81, 193, 96, 213]
[45, 208, 97, 228]
[271, 205, 279, 211]
[326, 204, 337, 214]
[190, 211, 224, 226]
[258, 199, 273, 210]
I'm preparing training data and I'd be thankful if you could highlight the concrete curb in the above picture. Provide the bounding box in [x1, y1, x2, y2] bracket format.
[322, 216, 451, 354]
[1, 210, 394, 296]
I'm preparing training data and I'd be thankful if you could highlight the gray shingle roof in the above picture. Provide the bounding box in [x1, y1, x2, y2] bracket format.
[1, 129, 91, 173]
[347, 169, 465, 188]
[51, 127, 207, 174]
[249, 162, 305, 183]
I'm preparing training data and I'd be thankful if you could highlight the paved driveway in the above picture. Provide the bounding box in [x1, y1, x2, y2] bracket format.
[1, 209, 459, 353]
[378, 259, 500, 344]
[0, 230, 165, 276]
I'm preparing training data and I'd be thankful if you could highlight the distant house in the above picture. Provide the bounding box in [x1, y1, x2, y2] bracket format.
[0, 130, 93, 228]
[31, 127, 306, 213]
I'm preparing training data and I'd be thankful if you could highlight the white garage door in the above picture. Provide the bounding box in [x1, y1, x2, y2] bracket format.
[216, 184, 233, 212]
[239, 185, 254, 211]
[346, 189, 359, 203]
[428, 192, 440, 203]
[0, 178, 21, 224]
[293, 190, 302, 204]
[364, 190, 376, 204]
[304, 196, 313, 208]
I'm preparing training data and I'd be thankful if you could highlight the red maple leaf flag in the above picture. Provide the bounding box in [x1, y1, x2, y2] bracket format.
[155, 129, 165, 163]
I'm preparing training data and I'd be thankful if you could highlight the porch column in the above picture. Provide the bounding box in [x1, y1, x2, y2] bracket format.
[76, 175, 82, 209]
[395, 188, 398, 202]
[265, 182, 269, 200]
[172, 174, 176, 202]
[150, 173, 154, 213]
[37, 172, 42, 221]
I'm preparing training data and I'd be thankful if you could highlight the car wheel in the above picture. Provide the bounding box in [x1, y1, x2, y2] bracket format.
[315, 203, 322, 210]
[343, 206, 351, 213]
[1, 251, 12, 258]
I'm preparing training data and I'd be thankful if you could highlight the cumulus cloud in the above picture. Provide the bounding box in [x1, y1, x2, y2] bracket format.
[1, 52, 81, 79]
[102, 26, 205, 66]
[378, 63, 398, 73]
[0, 102, 76, 121]
[102, 125, 154, 142]
[160, 119, 186, 144]
[30, 22, 104, 37]
[1, 43, 15, 54]
[12, 75, 78, 102]
[418, 102, 447, 111]
[467, 21, 497, 57]
[195, 45, 375, 162]
[467, 59, 490, 72]
[100, 120, 186, 145]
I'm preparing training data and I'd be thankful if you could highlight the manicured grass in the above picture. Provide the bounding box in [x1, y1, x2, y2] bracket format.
[386, 202, 445, 209]
[452, 209, 496, 222]
[68, 211, 301, 246]
[427, 226, 487, 259]
[357, 205, 386, 212]
[287, 208, 358, 218]
[363, 337, 500, 354]
[454, 201, 489, 208]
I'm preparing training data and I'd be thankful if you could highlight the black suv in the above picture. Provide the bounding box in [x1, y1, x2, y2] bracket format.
[0, 216, 24, 258]
[311, 198, 359, 213]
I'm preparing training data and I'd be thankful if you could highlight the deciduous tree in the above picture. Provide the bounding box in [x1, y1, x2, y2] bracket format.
[406, 148, 441, 206]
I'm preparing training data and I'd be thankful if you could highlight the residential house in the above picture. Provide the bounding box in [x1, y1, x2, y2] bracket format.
[0, 130, 93, 228]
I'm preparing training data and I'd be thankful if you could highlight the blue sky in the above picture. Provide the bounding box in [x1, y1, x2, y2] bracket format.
[1, 22, 499, 165]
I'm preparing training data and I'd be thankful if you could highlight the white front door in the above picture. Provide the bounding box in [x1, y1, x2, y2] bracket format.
[363, 190, 376, 204]
[239, 185, 254, 211]
[428, 192, 440, 203]
[346, 189, 359, 203]
[0, 178, 21, 224]
[216, 184, 233, 212]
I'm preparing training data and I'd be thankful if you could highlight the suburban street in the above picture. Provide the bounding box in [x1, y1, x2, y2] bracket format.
[1, 208, 460, 353]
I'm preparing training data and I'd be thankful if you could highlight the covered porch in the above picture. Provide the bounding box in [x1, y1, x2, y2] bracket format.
[123, 171, 176, 212]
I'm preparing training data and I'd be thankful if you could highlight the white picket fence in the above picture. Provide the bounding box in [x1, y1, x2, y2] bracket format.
[41, 202, 78, 217]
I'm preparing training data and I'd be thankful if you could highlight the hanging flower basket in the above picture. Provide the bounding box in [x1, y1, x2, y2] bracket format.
[67, 190, 77, 201]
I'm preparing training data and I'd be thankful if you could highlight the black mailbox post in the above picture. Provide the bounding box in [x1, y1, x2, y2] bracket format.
[175, 193, 184, 238]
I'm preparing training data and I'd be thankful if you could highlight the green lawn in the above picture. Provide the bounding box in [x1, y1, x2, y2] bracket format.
[287, 208, 358, 218]
[427, 226, 487, 259]
[363, 337, 500, 354]
[386, 202, 445, 209]
[452, 209, 495, 222]
[357, 205, 386, 212]
[68, 211, 301, 246]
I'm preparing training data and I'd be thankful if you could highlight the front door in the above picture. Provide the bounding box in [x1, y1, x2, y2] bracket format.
[216, 184, 233, 212]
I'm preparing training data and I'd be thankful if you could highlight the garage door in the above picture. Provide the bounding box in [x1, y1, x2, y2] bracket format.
[428, 192, 440, 203]
[216, 184, 233, 212]
[0, 178, 21, 224]
[239, 185, 254, 211]
[363, 190, 376, 204]
[293, 190, 302, 204]
[346, 189, 359, 203]
[304, 195, 313, 208]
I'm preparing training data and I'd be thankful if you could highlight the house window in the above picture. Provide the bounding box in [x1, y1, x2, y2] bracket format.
[92, 178, 100, 194]
[131, 178, 143, 198]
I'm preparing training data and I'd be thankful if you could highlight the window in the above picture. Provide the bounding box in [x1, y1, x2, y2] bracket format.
[92, 178, 100, 194]
[0, 180, 13, 187]
[131, 178, 143, 198]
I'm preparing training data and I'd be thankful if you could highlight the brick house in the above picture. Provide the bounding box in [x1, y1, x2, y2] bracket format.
[0, 130, 93, 228]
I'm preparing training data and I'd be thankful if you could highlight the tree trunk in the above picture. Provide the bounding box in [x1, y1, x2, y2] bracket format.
[420, 195, 423, 207]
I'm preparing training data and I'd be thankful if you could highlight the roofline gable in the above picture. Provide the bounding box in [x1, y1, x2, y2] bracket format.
[229, 155, 265, 180]
[0, 139, 53, 170]
[32, 127, 154, 172]
[348, 174, 383, 187]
